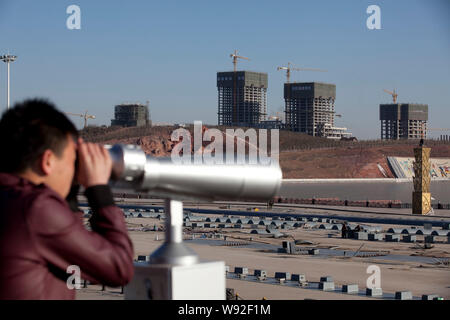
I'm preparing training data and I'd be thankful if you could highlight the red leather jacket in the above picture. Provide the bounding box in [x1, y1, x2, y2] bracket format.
[0, 173, 134, 300]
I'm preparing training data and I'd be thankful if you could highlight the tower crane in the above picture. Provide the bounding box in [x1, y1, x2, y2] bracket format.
[230, 50, 249, 72]
[65, 110, 96, 128]
[383, 89, 398, 104]
[277, 62, 327, 83]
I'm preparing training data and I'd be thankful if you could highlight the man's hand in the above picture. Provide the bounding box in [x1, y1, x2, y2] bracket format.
[77, 138, 112, 188]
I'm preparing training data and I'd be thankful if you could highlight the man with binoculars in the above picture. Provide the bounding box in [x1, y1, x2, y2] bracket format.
[0, 99, 134, 299]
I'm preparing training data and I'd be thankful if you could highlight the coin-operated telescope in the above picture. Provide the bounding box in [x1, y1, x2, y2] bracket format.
[106, 144, 282, 300]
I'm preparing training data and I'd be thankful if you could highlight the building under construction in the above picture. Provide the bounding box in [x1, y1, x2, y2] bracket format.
[111, 103, 151, 127]
[379, 103, 428, 140]
[284, 82, 349, 138]
[217, 71, 268, 126]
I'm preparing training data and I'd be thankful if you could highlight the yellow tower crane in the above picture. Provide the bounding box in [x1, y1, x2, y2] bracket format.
[65, 111, 96, 129]
[383, 89, 398, 104]
[277, 62, 327, 83]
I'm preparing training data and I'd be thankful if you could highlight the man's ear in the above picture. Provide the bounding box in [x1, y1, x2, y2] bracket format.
[40, 149, 55, 176]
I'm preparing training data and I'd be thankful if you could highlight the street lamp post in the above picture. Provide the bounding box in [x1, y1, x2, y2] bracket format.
[0, 54, 18, 110]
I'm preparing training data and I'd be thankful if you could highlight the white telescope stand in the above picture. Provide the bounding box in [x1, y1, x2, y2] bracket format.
[124, 199, 225, 300]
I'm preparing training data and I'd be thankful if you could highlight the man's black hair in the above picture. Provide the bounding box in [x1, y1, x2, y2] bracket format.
[0, 98, 79, 173]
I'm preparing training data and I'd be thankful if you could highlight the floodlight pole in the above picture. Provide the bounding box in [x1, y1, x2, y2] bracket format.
[1, 54, 17, 110]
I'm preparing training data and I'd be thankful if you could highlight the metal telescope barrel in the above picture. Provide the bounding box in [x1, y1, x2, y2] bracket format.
[107, 144, 281, 201]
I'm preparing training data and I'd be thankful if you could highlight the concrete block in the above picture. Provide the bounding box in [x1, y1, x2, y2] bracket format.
[191, 223, 204, 228]
[402, 235, 416, 243]
[319, 223, 333, 230]
[422, 294, 439, 300]
[354, 232, 369, 240]
[137, 255, 149, 262]
[254, 270, 267, 278]
[308, 249, 320, 255]
[395, 291, 412, 300]
[320, 276, 333, 282]
[310, 217, 319, 222]
[331, 224, 343, 231]
[385, 234, 400, 242]
[291, 274, 306, 282]
[366, 288, 383, 297]
[425, 235, 436, 243]
[319, 281, 335, 291]
[275, 272, 291, 280]
[234, 267, 248, 275]
[368, 233, 383, 241]
[342, 284, 359, 294]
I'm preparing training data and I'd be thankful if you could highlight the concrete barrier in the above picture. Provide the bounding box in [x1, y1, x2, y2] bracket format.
[354, 232, 369, 240]
[366, 287, 383, 297]
[402, 235, 416, 243]
[234, 267, 248, 275]
[291, 274, 307, 283]
[319, 282, 335, 291]
[275, 272, 291, 281]
[395, 291, 412, 300]
[254, 270, 267, 278]
[422, 294, 439, 300]
[191, 222, 204, 228]
[368, 233, 383, 241]
[342, 284, 359, 294]
[320, 276, 333, 282]
[385, 234, 400, 242]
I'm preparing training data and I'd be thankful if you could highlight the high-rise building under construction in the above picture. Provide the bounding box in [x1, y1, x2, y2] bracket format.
[284, 82, 338, 136]
[217, 71, 268, 126]
[379, 103, 428, 140]
[111, 103, 151, 127]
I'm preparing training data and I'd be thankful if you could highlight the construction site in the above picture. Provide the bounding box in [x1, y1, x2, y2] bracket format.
[75, 197, 450, 300]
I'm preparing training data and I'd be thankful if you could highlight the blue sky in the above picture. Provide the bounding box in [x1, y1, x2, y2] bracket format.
[0, 0, 449, 139]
